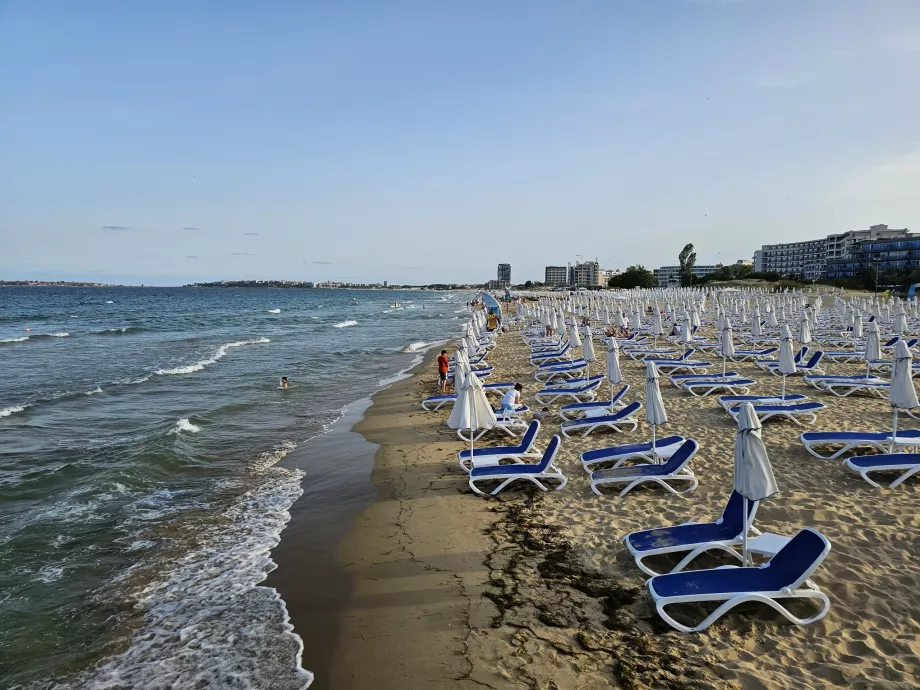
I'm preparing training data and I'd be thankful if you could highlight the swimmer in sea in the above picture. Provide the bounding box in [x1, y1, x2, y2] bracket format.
[281, 376, 289, 389]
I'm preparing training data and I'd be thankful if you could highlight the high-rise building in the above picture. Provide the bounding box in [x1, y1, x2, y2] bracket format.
[573, 261, 601, 288]
[653, 264, 725, 287]
[544, 265, 569, 287]
[497, 263, 511, 287]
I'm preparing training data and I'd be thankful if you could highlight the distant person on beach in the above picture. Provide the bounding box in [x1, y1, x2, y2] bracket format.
[437, 350, 450, 393]
[280, 377, 289, 389]
[500, 383, 523, 414]
[533, 406, 552, 422]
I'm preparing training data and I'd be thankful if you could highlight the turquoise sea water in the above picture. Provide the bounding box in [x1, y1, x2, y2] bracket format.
[0, 286, 470, 689]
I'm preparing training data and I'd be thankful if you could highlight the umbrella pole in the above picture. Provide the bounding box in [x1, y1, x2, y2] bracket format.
[723, 356, 727, 376]
[651, 423, 657, 464]
[781, 375, 786, 399]
[891, 408, 899, 453]
[742, 498, 749, 567]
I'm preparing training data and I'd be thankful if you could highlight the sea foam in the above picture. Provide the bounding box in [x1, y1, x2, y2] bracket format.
[401, 341, 429, 353]
[333, 320, 357, 328]
[268, 309, 281, 314]
[154, 338, 270, 376]
[168, 418, 201, 435]
[82, 469, 312, 690]
[0, 336, 29, 343]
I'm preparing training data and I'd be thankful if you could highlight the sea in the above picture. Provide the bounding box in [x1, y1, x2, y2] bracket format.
[0, 286, 473, 689]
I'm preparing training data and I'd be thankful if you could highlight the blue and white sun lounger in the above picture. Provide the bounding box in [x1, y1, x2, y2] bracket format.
[653, 360, 713, 376]
[763, 351, 825, 376]
[535, 379, 601, 404]
[580, 435, 685, 472]
[822, 380, 889, 398]
[718, 394, 806, 412]
[589, 439, 699, 497]
[421, 382, 515, 411]
[844, 453, 920, 488]
[681, 377, 755, 397]
[534, 362, 588, 383]
[755, 346, 809, 371]
[530, 345, 571, 364]
[541, 374, 606, 391]
[669, 371, 739, 387]
[821, 351, 865, 364]
[468, 435, 567, 496]
[559, 384, 629, 420]
[647, 527, 831, 633]
[800, 429, 920, 460]
[625, 347, 679, 361]
[458, 420, 542, 471]
[803, 374, 880, 389]
[729, 347, 778, 362]
[727, 401, 825, 426]
[624, 491, 759, 576]
[559, 401, 641, 439]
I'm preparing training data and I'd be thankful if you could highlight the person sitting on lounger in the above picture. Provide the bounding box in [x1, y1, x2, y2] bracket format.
[500, 384, 524, 413]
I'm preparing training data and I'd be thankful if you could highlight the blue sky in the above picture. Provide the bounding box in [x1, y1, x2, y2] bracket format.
[2, 0, 919, 286]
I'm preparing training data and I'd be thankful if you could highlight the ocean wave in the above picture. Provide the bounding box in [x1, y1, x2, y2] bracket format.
[401, 340, 429, 353]
[30, 332, 71, 339]
[247, 440, 297, 473]
[333, 320, 357, 328]
[154, 338, 270, 376]
[0, 336, 30, 343]
[268, 309, 281, 314]
[95, 327, 142, 335]
[83, 470, 312, 690]
[168, 418, 201, 435]
[0, 403, 31, 418]
[105, 301, 114, 304]
[37, 564, 66, 584]
[85, 387, 103, 396]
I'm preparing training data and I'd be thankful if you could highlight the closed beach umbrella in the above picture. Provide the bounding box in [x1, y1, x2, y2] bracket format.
[606, 337, 623, 397]
[865, 320, 881, 376]
[767, 308, 779, 328]
[751, 307, 762, 337]
[720, 323, 735, 375]
[778, 324, 796, 398]
[895, 307, 908, 335]
[582, 325, 596, 377]
[853, 313, 863, 339]
[734, 402, 779, 566]
[889, 340, 919, 450]
[447, 372, 497, 465]
[645, 361, 668, 461]
[633, 304, 643, 332]
[680, 311, 694, 353]
[568, 319, 582, 350]
[651, 308, 663, 347]
[554, 311, 566, 337]
[798, 312, 812, 346]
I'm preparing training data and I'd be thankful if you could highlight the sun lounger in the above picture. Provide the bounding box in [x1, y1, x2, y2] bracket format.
[458, 420, 542, 471]
[457, 407, 530, 441]
[589, 439, 699, 496]
[541, 374, 606, 391]
[559, 384, 629, 420]
[421, 382, 515, 410]
[624, 491, 759, 576]
[530, 346, 572, 364]
[727, 401, 825, 426]
[755, 346, 809, 371]
[764, 351, 825, 376]
[669, 371, 739, 387]
[820, 351, 865, 364]
[800, 429, 920, 460]
[647, 528, 831, 632]
[728, 347, 778, 362]
[718, 394, 806, 412]
[535, 379, 601, 404]
[803, 373, 880, 389]
[653, 360, 713, 376]
[822, 380, 889, 398]
[580, 435, 685, 472]
[559, 401, 642, 438]
[468, 435, 567, 496]
[626, 348, 680, 361]
[844, 453, 920, 488]
[681, 377, 756, 397]
[534, 361, 588, 382]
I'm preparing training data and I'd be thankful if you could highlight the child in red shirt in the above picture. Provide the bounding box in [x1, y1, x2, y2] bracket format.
[437, 350, 450, 393]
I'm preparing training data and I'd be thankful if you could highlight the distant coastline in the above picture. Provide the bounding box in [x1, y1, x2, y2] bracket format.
[0, 280, 119, 287]
[1, 279, 475, 290]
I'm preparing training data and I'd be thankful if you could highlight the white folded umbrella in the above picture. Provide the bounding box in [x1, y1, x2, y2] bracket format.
[447, 371, 497, 463]
[734, 402, 779, 565]
[721, 323, 735, 375]
[889, 340, 919, 451]
[865, 320, 880, 376]
[582, 325, 596, 377]
[645, 361, 668, 461]
[778, 324, 796, 398]
[606, 337, 623, 395]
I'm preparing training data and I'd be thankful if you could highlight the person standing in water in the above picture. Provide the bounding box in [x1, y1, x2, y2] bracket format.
[280, 377, 289, 389]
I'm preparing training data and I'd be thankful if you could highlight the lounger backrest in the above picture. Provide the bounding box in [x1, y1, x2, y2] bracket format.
[534, 435, 561, 472]
[718, 491, 759, 534]
[659, 439, 699, 473]
[615, 401, 642, 419]
[764, 528, 831, 590]
[610, 384, 629, 405]
[804, 351, 824, 368]
[909, 339, 918, 348]
[681, 349, 695, 361]
[519, 420, 540, 451]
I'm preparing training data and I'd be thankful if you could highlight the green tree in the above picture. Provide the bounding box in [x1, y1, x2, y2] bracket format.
[524, 280, 533, 288]
[678, 243, 697, 287]
[609, 265, 655, 289]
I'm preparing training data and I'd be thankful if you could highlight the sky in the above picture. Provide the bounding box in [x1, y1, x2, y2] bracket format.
[1, 0, 919, 286]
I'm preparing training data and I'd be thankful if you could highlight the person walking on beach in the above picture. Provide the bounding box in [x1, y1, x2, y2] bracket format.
[437, 350, 450, 393]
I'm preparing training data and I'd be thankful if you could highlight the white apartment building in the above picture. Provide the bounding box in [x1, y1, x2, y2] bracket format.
[544, 265, 569, 287]
[573, 261, 601, 288]
[653, 264, 723, 287]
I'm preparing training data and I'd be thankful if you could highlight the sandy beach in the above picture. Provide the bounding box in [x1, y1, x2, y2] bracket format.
[318, 309, 920, 689]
